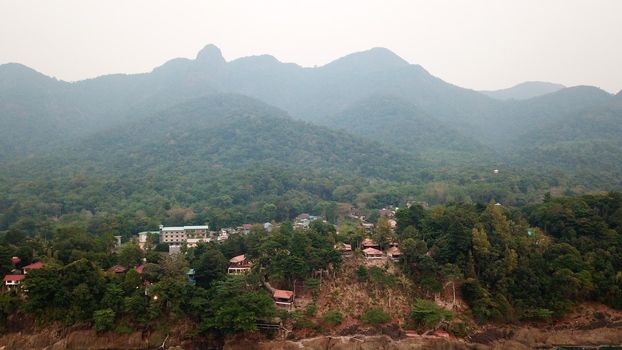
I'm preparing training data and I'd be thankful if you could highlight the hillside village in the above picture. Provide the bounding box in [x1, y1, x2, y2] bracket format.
[2, 207, 405, 314]
[125, 209, 403, 313]
[2, 193, 622, 349]
[1, 204, 440, 340]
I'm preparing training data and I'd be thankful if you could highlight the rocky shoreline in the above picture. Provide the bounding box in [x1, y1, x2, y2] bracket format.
[1, 325, 622, 350]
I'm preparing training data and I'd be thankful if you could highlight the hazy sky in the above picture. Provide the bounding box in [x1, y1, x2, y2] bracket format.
[1, 0, 621, 93]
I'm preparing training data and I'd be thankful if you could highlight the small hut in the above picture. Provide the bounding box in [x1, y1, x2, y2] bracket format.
[387, 246, 402, 261]
[363, 247, 384, 259]
[362, 238, 380, 250]
[273, 289, 295, 309]
[334, 242, 353, 256]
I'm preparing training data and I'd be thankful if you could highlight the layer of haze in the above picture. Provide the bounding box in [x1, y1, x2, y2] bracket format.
[0, 0, 620, 92]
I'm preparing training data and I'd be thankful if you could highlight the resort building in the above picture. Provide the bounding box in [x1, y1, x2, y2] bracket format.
[227, 254, 252, 274]
[159, 225, 209, 244]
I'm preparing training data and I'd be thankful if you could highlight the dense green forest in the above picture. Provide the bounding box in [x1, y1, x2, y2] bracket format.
[0, 93, 576, 235]
[1, 193, 621, 338]
[394, 193, 622, 321]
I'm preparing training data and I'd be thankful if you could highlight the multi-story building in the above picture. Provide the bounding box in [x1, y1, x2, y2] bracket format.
[159, 225, 209, 244]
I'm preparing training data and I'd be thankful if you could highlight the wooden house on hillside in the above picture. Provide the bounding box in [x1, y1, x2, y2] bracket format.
[227, 254, 252, 274]
[273, 289, 295, 309]
[363, 247, 384, 259]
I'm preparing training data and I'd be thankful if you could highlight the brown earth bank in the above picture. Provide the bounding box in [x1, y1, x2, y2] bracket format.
[2, 326, 622, 350]
[2, 304, 622, 350]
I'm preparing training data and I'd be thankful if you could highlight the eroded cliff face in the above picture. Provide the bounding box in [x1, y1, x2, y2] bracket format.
[0, 329, 152, 350]
[226, 328, 622, 350]
[2, 328, 622, 350]
[225, 335, 474, 350]
[3, 306, 622, 350]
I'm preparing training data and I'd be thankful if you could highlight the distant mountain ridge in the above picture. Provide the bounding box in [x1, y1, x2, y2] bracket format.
[1, 44, 620, 190]
[318, 95, 491, 162]
[481, 81, 566, 100]
[74, 93, 426, 182]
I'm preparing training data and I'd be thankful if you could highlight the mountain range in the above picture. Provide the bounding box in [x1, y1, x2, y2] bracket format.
[480, 81, 566, 100]
[1, 44, 621, 226]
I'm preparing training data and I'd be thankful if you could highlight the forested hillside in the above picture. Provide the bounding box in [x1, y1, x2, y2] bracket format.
[1, 45, 620, 191]
[1, 45, 621, 237]
[1, 193, 621, 344]
[318, 95, 490, 161]
[0, 94, 428, 233]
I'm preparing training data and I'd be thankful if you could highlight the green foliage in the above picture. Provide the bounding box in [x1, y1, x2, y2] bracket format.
[0, 292, 18, 331]
[356, 266, 368, 282]
[201, 276, 275, 334]
[194, 247, 228, 288]
[520, 308, 554, 321]
[322, 310, 343, 326]
[410, 299, 453, 329]
[293, 318, 316, 330]
[93, 309, 116, 332]
[305, 303, 317, 317]
[305, 278, 321, 290]
[116, 243, 144, 268]
[361, 307, 391, 325]
[101, 283, 124, 313]
[2, 177, 622, 336]
[389, 193, 622, 322]
[368, 267, 396, 288]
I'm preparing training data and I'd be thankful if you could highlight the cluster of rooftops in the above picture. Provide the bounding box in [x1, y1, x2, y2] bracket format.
[334, 238, 402, 261]
[3, 261, 45, 288]
[226, 254, 295, 307]
[4, 208, 404, 310]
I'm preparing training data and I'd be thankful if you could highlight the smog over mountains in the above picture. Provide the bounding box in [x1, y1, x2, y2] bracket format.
[1, 2, 622, 349]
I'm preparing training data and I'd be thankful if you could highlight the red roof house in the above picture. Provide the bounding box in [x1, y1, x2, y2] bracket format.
[273, 289, 295, 308]
[110, 265, 127, 273]
[4, 274, 26, 287]
[22, 261, 44, 274]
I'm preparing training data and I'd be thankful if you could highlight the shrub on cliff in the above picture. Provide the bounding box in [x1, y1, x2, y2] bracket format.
[410, 298, 453, 329]
[361, 307, 391, 325]
[322, 310, 343, 326]
[93, 308, 115, 332]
